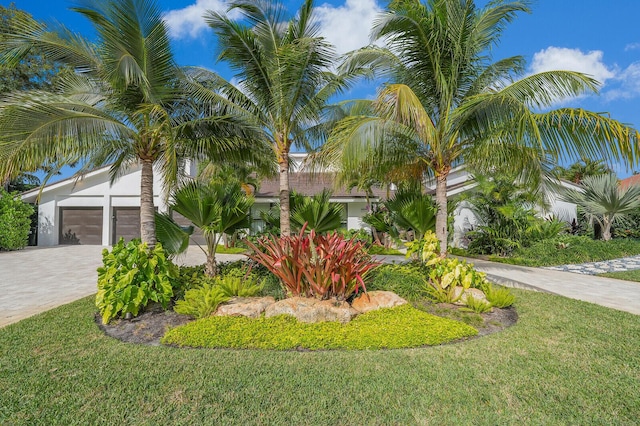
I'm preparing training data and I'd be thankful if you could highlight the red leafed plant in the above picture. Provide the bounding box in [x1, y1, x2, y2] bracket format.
[245, 224, 380, 300]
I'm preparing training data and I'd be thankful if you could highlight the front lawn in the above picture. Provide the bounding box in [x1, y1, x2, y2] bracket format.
[1, 290, 639, 424]
[457, 235, 640, 267]
[598, 269, 640, 282]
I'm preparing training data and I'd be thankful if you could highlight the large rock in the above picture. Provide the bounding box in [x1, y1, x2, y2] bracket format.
[215, 296, 276, 319]
[452, 287, 488, 306]
[265, 297, 357, 324]
[351, 291, 408, 314]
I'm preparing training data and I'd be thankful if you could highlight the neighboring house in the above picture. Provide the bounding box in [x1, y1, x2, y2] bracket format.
[620, 174, 640, 189]
[21, 154, 578, 247]
[426, 167, 580, 247]
[21, 154, 381, 246]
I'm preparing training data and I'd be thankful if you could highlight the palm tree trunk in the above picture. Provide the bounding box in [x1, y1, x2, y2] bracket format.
[602, 218, 612, 241]
[140, 159, 157, 248]
[279, 151, 291, 237]
[435, 173, 448, 256]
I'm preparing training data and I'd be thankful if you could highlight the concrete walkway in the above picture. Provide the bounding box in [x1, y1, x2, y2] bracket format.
[0, 245, 243, 328]
[462, 257, 640, 315]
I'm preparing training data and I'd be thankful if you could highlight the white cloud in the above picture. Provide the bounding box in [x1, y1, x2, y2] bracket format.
[530, 47, 616, 85]
[314, 0, 383, 55]
[164, 0, 237, 39]
[605, 62, 640, 100]
[625, 42, 640, 51]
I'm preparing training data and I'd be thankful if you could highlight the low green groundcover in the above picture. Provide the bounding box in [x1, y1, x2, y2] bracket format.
[161, 304, 477, 350]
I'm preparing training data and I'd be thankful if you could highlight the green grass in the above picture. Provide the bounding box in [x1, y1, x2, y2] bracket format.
[598, 269, 640, 282]
[215, 245, 247, 254]
[1, 290, 639, 424]
[162, 305, 477, 349]
[365, 245, 404, 256]
[477, 236, 640, 267]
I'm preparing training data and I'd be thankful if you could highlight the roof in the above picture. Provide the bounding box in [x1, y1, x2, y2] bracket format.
[620, 174, 640, 189]
[255, 173, 389, 199]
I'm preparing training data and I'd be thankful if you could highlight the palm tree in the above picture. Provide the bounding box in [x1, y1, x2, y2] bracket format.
[0, 0, 257, 247]
[560, 173, 640, 241]
[321, 0, 638, 254]
[157, 181, 254, 276]
[553, 158, 612, 184]
[205, 0, 354, 237]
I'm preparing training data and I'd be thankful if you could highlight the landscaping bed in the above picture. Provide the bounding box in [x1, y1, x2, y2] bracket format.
[97, 300, 518, 348]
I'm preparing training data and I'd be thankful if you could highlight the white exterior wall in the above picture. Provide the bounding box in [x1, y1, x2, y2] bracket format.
[23, 165, 166, 246]
[347, 201, 369, 230]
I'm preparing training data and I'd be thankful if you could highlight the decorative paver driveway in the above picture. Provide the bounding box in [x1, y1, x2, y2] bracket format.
[0, 245, 243, 328]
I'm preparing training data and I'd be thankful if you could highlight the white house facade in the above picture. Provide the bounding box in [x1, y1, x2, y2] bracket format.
[22, 154, 579, 247]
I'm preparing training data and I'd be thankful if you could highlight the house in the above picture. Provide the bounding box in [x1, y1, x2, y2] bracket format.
[21, 154, 578, 247]
[20, 154, 381, 246]
[427, 167, 580, 247]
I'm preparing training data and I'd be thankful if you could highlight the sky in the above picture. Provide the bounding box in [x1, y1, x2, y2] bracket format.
[6, 0, 640, 179]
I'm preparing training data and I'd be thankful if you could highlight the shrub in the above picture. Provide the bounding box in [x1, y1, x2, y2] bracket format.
[423, 257, 489, 304]
[461, 295, 493, 313]
[216, 270, 263, 297]
[367, 262, 427, 301]
[96, 239, 177, 324]
[0, 189, 34, 251]
[173, 264, 207, 300]
[174, 283, 230, 319]
[482, 283, 516, 308]
[162, 304, 478, 350]
[245, 225, 380, 300]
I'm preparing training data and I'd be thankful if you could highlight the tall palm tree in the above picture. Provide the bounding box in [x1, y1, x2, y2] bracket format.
[321, 0, 638, 254]
[0, 0, 258, 247]
[205, 0, 355, 237]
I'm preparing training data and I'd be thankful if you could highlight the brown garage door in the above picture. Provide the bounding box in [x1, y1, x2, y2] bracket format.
[59, 208, 103, 245]
[112, 207, 140, 244]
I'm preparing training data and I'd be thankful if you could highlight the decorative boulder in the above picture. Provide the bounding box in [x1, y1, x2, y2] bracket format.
[351, 291, 408, 314]
[452, 287, 488, 306]
[215, 297, 276, 319]
[264, 297, 357, 324]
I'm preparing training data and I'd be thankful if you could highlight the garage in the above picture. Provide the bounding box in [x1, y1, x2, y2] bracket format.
[112, 207, 140, 244]
[59, 208, 103, 245]
[171, 211, 206, 245]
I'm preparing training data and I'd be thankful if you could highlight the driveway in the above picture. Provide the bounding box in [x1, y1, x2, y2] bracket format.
[0, 245, 244, 328]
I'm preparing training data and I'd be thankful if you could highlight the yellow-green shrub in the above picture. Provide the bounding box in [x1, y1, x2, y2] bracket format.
[162, 304, 477, 350]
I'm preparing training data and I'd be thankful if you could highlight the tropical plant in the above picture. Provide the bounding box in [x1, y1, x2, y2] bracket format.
[174, 283, 230, 320]
[205, 0, 356, 237]
[552, 158, 612, 184]
[245, 225, 379, 300]
[290, 190, 344, 233]
[462, 174, 565, 255]
[260, 190, 345, 234]
[321, 0, 638, 255]
[96, 239, 177, 324]
[481, 283, 516, 308]
[461, 295, 493, 314]
[0, 0, 260, 247]
[216, 269, 264, 298]
[156, 181, 253, 276]
[560, 173, 640, 241]
[0, 188, 34, 250]
[386, 187, 437, 241]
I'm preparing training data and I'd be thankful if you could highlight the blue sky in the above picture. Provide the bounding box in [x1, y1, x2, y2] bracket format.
[7, 0, 640, 178]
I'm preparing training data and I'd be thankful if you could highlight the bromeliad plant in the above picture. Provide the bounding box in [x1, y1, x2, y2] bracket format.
[245, 225, 380, 300]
